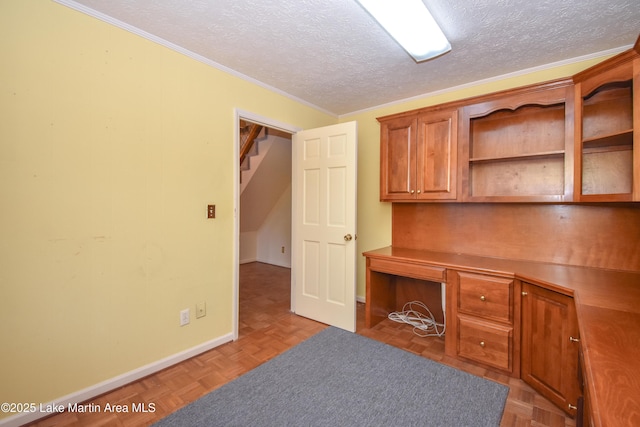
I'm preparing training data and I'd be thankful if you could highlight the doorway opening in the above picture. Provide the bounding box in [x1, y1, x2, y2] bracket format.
[238, 120, 292, 268]
[233, 110, 301, 340]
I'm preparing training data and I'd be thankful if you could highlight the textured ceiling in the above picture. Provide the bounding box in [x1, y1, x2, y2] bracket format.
[58, 0, 639, 116]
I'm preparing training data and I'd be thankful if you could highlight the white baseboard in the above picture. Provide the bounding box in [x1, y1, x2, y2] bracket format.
[0, 333, 233, 427]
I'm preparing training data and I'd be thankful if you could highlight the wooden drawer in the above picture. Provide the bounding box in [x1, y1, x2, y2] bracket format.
[368, 257, 445, 282]
[458, 272, 513, 323]
[458, 315, 512, 372]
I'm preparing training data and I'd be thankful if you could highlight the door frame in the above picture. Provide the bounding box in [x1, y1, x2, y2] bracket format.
[232, 109, 301, 340]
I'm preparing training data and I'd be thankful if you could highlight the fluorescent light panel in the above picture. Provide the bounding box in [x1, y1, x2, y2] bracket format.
[356, 0, 451, 62]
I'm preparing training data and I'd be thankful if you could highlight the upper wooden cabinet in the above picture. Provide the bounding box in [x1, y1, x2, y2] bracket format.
[459, 80, 574, 203]
[573, 46, 639, 202]
[377, 36, 640, 204]
[379, 108, 458, 201]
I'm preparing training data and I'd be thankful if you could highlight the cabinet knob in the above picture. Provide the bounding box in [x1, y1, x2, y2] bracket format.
[480, 295, 486, 301]
[522, 291, 528, 296]
[479, 341, 485, 348]
[568, 404, 577, 411]
[417, 190, 421, 194]
[410, 190, 415, 194]
[569, 336, 580, 343]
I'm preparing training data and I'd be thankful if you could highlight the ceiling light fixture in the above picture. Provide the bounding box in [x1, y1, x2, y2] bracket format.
[356, 0, 451, 62]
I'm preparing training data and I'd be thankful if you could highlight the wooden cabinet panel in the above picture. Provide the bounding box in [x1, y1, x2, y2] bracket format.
[521, 282, 580, 417]
[379, 109, 457, 201]
[380, 115, 417, 200]
[368, 257, 445, 282]
[458, 315, 512, 371]
[458, 272, 513, 323]
[579, 347, 593, 427]
[415, 110, 458, 200]
[450, 270, 520, 376]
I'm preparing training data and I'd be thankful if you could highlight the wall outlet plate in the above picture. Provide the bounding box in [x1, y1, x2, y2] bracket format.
[180, 308, 190, 326]
[196, 302, 206, 318]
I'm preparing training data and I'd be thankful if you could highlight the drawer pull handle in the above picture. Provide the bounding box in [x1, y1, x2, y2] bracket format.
[480, 295, 486, 301]
[569, 336, 580, 343]
[479, 341, 485, 348]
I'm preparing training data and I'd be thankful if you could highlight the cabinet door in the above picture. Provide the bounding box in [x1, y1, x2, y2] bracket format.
[380, 115, 417, 200]
[521, 282, 581, 416]
[416, 109, 458, 200]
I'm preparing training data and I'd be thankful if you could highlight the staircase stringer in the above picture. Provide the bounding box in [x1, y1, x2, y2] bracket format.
[240, 133, 273, 195]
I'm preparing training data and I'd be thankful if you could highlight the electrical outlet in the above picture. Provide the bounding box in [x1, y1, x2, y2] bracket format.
[196, 302, 206, 318]
[180, 308, 190, 326]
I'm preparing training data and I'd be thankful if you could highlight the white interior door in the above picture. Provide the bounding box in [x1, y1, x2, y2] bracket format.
[292, 121, 357, 332]
[291, 122, 357, 332]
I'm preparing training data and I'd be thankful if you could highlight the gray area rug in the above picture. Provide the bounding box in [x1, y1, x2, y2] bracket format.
[154, 327, 508, 426]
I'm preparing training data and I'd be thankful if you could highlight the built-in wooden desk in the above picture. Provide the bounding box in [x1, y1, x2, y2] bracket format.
[363, 246, 640, 427]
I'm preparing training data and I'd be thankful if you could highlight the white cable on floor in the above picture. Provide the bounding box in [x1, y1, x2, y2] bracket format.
[388, 301, 446, 338]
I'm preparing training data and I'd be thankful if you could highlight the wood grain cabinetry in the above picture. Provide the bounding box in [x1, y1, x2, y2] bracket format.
[573, 48, 639, 201]
[521, 282, 581, 417]
[365, 256, 445, 329]
[363, 247, 640, 425]
[578, 347, 593, 427]
[451, 271, 520, 375]
[377, 38, 639, 204]
[460, 81, 574, 202]
[379, 108, 458, 201]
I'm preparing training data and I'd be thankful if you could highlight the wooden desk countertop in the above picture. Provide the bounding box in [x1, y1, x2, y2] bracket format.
[363, 246, 640, 427]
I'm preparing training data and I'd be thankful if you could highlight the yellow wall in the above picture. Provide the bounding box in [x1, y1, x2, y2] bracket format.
[0, 0, 620, 418]
[0, 0, 335, 413]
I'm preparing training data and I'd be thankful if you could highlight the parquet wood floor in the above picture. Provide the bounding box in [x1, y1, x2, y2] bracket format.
[26, 262, 574, 427]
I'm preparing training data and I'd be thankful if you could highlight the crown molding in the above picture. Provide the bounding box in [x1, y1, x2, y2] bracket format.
[52, 0, 337, 118]
[341, 44, 631, 118]
[51, 1, 632, 121]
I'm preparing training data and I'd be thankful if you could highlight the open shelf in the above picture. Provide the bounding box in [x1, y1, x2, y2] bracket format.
[468, 102, 567, 200]
[582, 129, 633, 150]
[470, 150, 565, 164]
[580, 79, 634, 199]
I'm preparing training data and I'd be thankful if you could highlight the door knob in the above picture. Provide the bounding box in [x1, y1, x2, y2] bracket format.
[344, 234, 353, 241]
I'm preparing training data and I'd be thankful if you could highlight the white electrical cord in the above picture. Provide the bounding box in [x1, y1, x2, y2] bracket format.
[388, 301, 445, 338]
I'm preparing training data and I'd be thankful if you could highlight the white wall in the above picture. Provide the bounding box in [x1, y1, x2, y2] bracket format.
[239, 231, 258, 264]
[257, 185, 292, 267]
[240, 131, 292, 267]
